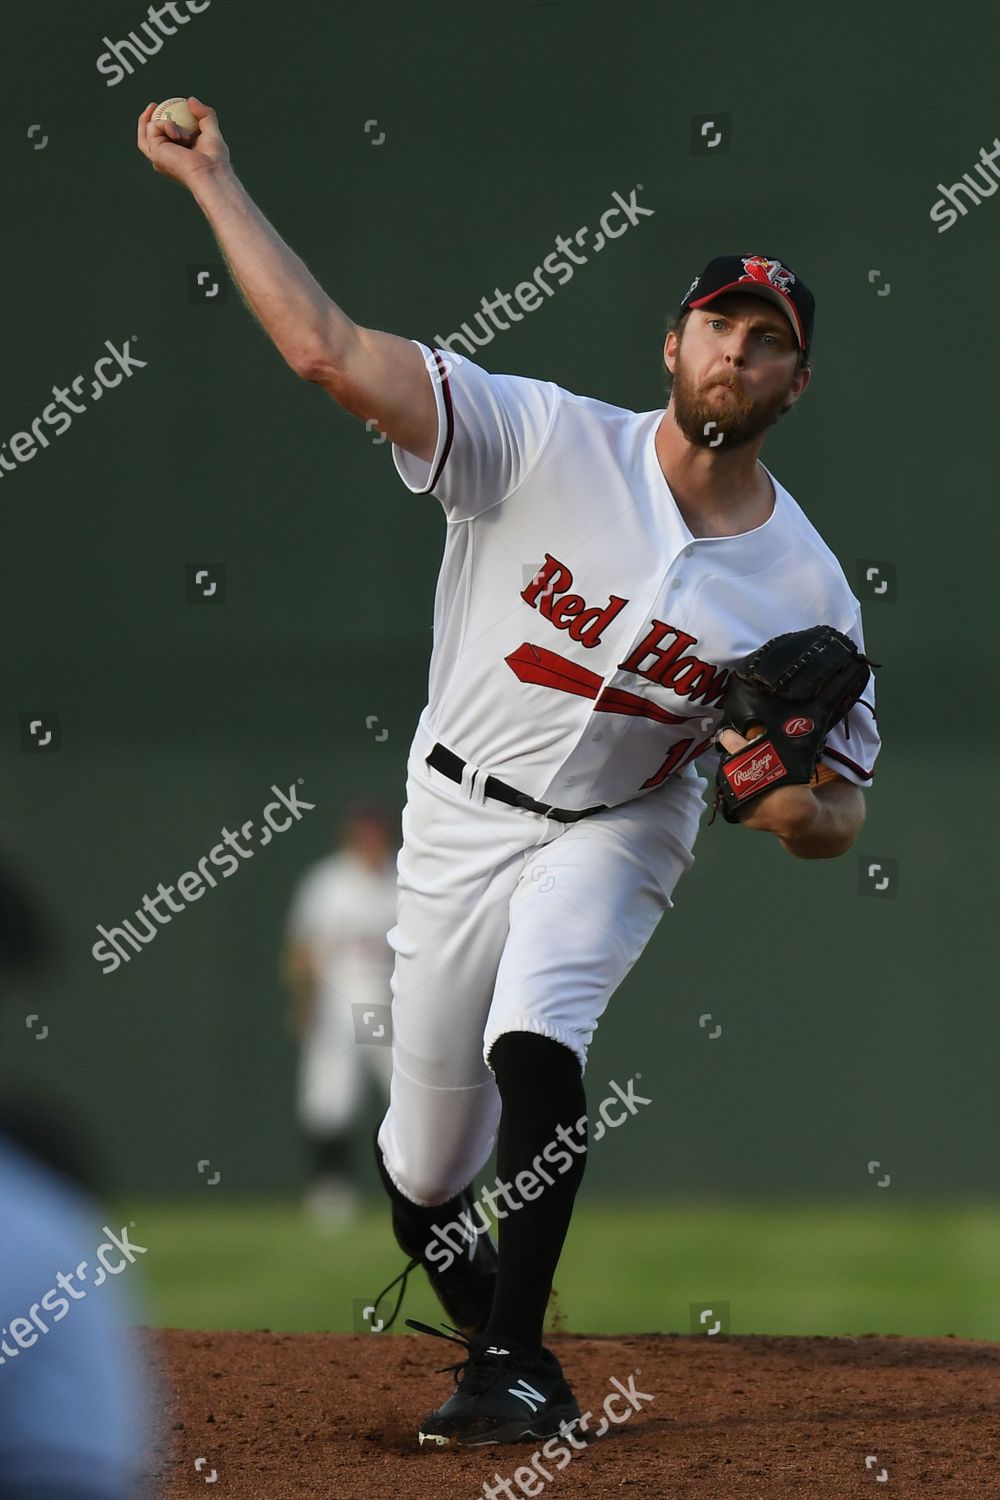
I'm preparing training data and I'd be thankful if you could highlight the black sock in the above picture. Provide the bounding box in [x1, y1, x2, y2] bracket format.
[484, 1032, 587, 1353]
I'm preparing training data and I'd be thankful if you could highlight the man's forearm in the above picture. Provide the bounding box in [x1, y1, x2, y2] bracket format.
[190, 166, 352, 374]
[778, 780, 865, 859]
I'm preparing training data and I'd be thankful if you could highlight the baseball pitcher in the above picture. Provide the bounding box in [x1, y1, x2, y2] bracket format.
[139, 98, 881, 1451]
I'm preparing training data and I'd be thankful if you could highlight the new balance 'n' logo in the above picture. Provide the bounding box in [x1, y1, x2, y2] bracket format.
[507, 1378, 546, 1412]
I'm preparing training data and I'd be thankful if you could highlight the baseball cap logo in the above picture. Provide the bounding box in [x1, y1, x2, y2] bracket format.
[782, 715, 814, 737]
[741, 255, 796, 294]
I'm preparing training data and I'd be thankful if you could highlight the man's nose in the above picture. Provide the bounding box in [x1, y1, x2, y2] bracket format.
[722, 334, 749, 366]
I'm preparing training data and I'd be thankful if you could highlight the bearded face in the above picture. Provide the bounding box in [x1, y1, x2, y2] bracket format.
[667, 306, 805, 451]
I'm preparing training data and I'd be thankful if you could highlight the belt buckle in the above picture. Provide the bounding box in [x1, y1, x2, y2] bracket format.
[511, 787, 549, 817]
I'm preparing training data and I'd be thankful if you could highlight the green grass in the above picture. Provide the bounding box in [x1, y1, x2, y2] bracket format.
[117, 1198, 1000, 1340]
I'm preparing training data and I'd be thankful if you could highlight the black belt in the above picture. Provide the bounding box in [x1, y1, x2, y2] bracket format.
[425, 742, 607, 823]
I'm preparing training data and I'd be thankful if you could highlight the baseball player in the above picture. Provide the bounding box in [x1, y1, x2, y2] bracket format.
[283, 802, 397, 1227]
[139, 99, 881, 1449]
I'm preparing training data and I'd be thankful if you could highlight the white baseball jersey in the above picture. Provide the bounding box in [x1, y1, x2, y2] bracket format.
[287, 850, 397, 1132]
[287, 850, 398, 1035]
[391, 341, 880, 811]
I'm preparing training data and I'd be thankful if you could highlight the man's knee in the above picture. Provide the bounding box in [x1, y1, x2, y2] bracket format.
[376, 1129, 454, 1207]
[377, 1108, 498, 1206]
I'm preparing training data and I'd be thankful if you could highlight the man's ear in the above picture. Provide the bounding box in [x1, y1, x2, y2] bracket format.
[663, 330, 678, 377]
[783, 362, 812, 413]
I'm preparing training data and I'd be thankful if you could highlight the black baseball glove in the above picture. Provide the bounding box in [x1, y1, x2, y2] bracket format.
[711, 624, 878, 825]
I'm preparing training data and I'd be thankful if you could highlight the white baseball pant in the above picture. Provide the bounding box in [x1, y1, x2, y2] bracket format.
[377, 720, 708, 1206]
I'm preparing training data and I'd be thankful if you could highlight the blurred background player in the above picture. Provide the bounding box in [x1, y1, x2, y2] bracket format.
[282, 801, 399, 1228]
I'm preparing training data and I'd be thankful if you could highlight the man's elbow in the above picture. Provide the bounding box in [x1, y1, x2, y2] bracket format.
[291, 347, 331, 383]
[292, 320, 366, 390]
[795, 826, 860, 860]
[783, 783, 866, 859]
[293, 352, 369, 422]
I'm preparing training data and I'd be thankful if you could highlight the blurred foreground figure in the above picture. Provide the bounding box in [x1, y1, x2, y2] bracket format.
[282, 803, 398, 1228]
[0, 859, 159, 1500]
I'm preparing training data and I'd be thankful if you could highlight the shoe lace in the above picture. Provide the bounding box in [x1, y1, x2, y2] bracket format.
[404, 1318, 517, 1393]
[368, 1257, 421, 1332]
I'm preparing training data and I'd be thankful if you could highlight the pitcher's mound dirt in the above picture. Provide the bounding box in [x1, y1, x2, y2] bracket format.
[145, 1328, 1000, 1498]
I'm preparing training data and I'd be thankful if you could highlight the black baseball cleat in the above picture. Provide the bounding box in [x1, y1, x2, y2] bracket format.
[406, 1318, 581, 1448]
[371, 1132, 497, 1336]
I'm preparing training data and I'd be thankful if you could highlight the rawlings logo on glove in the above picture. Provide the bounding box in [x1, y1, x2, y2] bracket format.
[711, 624, 878, 825]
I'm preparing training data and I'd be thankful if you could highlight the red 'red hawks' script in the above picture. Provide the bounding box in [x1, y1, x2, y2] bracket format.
[521, 553, 731, 708]
[618, 623, 730, 706]
[521, 554, 629, 648]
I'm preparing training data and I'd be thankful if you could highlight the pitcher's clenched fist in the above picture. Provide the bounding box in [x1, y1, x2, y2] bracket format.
[137, 96, 230, 187]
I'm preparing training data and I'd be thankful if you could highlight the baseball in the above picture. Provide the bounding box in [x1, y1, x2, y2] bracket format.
[152, 97, 199, 140]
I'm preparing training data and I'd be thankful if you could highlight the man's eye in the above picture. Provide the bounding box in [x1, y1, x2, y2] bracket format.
[708, 319, 783, 346]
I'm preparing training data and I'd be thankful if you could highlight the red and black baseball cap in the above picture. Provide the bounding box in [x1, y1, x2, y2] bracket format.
[677, 255, 814, 356]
